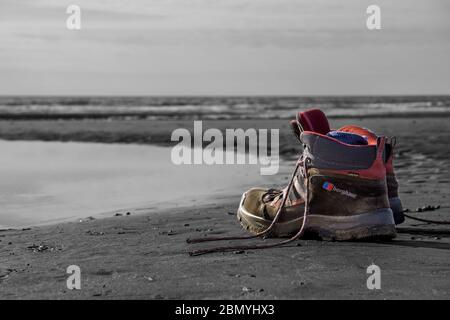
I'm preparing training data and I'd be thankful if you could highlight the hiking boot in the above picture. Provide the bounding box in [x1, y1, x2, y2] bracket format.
[290, 111, 404, 224]
[237, 109, 396, 240]
[337, 126, 404, 224]
[385, 143, 404, 224]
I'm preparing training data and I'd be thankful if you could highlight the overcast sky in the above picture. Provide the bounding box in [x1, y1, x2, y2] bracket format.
[0, 0, 449, 95]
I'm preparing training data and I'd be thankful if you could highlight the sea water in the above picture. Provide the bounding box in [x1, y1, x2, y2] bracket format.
[0, 140, 271, 228]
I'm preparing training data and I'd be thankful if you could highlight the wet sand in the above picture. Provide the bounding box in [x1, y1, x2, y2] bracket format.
[0, 117, 449, 299]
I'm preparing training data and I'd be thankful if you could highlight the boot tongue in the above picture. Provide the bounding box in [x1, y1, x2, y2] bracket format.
[297, 109, 331, 135]
[290, 109, 330, 140]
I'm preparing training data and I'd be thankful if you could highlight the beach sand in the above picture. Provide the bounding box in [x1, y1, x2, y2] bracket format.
[0, 117, 449, 299]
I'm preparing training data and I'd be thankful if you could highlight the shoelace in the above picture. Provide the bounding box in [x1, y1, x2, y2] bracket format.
[404, 213, 450, 225]
[186, 157, 310, 256]
[262, 189, 283, 205]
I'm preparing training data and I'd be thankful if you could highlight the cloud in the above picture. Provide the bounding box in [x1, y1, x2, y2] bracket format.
[0, 0, 449, 95]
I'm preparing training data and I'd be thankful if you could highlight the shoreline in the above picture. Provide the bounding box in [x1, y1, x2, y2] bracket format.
[1, 116, 449, 299]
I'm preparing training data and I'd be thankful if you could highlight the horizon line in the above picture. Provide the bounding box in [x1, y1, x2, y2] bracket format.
[1, 94, 450, 98]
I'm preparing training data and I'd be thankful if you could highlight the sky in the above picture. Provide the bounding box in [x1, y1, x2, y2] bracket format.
[0, 0, 449, 96]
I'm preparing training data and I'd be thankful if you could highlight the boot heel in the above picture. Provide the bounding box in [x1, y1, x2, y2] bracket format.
[389, 197, 405, 224]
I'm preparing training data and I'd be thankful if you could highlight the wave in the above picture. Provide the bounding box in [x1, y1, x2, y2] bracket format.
[0, 96, 449, 120]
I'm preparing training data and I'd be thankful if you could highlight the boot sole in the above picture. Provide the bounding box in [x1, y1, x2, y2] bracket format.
[389, 197, 405, 225]
[237, 206, 396, 241]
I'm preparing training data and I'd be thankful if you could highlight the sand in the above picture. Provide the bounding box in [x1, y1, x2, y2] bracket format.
[0, 117, 449, 299]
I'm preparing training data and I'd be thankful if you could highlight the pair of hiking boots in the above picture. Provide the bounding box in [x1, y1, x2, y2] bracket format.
[188, 109, 404, 255]
[237, 109, 403, 241]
